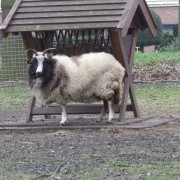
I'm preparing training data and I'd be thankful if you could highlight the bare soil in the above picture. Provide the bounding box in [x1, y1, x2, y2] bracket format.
[0, 61, 179, 179]
[134, 60, 180, 81]
[0, 119, 179, 179]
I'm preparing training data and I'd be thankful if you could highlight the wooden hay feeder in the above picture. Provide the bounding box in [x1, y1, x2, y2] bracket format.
[0, 0, 157, 122]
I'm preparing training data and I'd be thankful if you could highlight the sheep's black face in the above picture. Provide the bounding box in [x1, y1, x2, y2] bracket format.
[28, 56, 55, 88]
[28, 58, 38, 79]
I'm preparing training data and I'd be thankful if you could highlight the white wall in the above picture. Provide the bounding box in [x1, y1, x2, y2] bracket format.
[146, 0, 179, 7]
[0, 0, 1, 24]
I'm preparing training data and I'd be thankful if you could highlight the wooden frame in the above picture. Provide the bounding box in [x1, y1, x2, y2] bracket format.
[1, 0, 157, 123]
[109, 28, 140, 120]
[22, 28, 139, 122]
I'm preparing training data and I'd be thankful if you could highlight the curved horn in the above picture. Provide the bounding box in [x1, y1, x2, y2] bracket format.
[26, 48, 38, 56]
[42, 48, 56, 56]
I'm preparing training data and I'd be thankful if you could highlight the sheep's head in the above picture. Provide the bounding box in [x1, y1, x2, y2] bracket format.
[26, 48, 56, 80]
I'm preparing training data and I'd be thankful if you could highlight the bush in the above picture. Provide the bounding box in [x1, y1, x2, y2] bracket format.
[173, 25, 178, 37]
[137, 11, 163, 50]
[156, 32, 177, 52]
[0, 57, 2, 69]
[2, 0, 16, 21]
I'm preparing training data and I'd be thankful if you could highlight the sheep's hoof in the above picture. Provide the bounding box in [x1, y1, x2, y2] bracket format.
[107, 120, 113, 124]
[96, 119, 102, 123]
[60, 122, 66, 126]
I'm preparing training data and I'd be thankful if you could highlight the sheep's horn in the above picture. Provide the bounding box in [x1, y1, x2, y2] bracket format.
[26, 48, 38, 56]
[42, 48, 56, 56]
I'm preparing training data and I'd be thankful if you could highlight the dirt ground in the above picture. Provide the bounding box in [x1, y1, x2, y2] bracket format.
[0, 119, 179, 179]
[0, 60, 179, 179]
[0, 104, 179, 179]
[134, 60, 180, 81]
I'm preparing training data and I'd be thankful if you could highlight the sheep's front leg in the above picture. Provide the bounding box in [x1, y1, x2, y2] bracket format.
[107, 100, 115, 123]
[60, 105, 67, 126]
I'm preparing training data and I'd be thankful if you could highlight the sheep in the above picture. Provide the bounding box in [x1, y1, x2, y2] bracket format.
[27, 48, 125, 125]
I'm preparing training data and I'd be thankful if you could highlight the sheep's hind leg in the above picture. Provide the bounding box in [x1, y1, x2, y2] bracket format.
[107, 100, 115, 123]
[60, 105, 67, 126]
[97, 100, 108, 123]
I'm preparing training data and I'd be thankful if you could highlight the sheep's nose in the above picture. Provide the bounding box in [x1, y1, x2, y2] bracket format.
[36, 72, 42, 77]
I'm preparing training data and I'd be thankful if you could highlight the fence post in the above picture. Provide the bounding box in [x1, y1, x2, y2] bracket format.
[0, 33, 2, 70]
[178, 0, 180, 50]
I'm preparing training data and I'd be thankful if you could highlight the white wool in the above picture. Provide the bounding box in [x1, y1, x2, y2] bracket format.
[51, 52, 124, 103]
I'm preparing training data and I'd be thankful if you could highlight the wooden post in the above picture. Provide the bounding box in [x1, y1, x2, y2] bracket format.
[109, 28, 140, 121]
[21, 32, 37, 122]
[178, 0, 180, 50]
[26, 95, 36, 122]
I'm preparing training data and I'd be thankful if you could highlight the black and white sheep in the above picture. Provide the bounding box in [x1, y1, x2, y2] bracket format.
[27, 48, 125, 125]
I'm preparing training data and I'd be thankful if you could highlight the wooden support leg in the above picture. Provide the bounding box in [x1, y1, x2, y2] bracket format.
[119, 77, 129, 121]
[129, 83, 140, 118]
[119, 75, 139, 121]
[26, 95, 36, 123]
[42, 104, 51, 119]
[109, 29, 140, 121]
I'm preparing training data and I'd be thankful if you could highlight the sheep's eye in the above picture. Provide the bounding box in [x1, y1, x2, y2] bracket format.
[31, 59, 38, 65]
[27, 60, 33, 64]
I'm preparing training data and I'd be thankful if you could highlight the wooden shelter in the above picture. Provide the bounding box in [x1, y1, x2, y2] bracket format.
[0, 0, 157, 122]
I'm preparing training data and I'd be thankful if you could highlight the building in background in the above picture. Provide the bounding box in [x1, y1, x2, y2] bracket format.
[0, 0, 2, 25]
[146, 0, 179, 35]
[0, 0, 2, 69]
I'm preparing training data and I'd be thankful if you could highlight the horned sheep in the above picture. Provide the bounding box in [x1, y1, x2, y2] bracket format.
[27, 48, 125, 125]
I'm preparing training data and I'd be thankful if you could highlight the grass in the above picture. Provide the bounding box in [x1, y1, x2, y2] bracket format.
[58, 162, 179, 180]
[134, 51, 180, 66]
[113, 161, 179, 180]
[0, 83, 179, 179]
[2, 149, 176, 180]
[0, 143, 179, 180]
[0, 171, 37, 180]
[0, 83, 179, 116]
[135, 83, 180, 116]
[0, 85, 31, 112]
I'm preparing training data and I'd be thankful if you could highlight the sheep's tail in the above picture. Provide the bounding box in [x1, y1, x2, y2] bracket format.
[113, 65, 125, 105]
[113, 89, 121, 105]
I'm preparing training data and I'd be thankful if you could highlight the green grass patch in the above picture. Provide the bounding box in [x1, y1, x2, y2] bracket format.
[0, 85, 31, 112]
[0, 83, 179, 179]
[135, 84, 180, 116]
[113, 160, 179, 180]
[51, 156, 179, 179]
[0, 83, 180, 116]
[134, 51, 180, 66]
[0, 170, 36, 180]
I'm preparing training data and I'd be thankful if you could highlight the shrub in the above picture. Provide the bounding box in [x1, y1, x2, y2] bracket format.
[137, 10, 163, 50]
[156, 32, 177, 52]
[2, 0, 16, 21]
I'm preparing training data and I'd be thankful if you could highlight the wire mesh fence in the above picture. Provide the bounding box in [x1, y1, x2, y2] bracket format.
[0, 1, 179, 83]
[0, 34, 27, 83]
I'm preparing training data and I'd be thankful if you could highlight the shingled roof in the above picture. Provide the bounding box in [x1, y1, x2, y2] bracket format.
[0, 0, 157, 36]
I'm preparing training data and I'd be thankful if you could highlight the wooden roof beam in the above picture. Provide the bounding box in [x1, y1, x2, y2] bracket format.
[117, 0, 138, 37]
[139, 0, 157, 36]
[117, 0, 157, 37]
